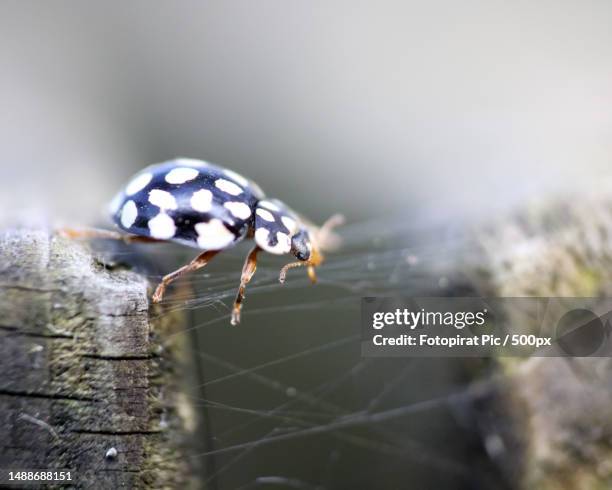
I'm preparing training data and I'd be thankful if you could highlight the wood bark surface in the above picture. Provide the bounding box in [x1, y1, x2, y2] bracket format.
[0, 229, 196, 488]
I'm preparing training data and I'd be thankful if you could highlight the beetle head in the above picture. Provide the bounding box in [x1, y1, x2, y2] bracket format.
[290, 228, 312, 261]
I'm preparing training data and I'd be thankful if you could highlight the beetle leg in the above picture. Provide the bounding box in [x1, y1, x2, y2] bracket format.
[307, 265, 318, 283]
[231, 246, 261, 326]
[59, 227, 162, 244]
[314, 213, 345, 252]
[279, 260, 318, 284]
[319, 213, 345, 236]
[152, 250, 220, 303]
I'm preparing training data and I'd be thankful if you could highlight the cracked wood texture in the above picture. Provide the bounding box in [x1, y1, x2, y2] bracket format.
[0, 229, 194, 488]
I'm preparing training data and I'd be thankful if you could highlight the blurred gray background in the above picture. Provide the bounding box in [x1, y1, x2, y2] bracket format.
[2, 0, 611, 227]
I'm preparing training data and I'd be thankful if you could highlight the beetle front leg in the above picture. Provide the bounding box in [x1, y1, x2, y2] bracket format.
[231, 246, 261, 326]
[152, 250, 220, 303]
[307, 265, 317, 283]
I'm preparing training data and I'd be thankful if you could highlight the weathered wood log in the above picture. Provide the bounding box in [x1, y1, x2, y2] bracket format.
[0, 230, 196, 488]
[464, 194, 612, 489]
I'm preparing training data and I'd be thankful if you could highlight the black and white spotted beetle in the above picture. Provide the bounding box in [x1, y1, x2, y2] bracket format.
[64, 158, 342, 325]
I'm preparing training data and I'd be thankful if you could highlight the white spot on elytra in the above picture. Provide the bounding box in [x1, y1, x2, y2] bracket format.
[125, 172, 153, 196]
[254, 227, 270, 249]
[255, 228, 291, 254]
[224, 201, 251, 220]
[120, 200, 138, 228]
[149, 189, 178, 210]
[281, 216, 297, 233]
[165, 167, 199, 184]
[215, 178, 243, 196]
[223, 169, 249, 188]
[256, 208, 275, 222]
[148, 213, 176, 239]
[259, 200, 281, 212]
[190, 189, 213, 212]
[275, 232, 292, 253]
[195, 219, 235, 250]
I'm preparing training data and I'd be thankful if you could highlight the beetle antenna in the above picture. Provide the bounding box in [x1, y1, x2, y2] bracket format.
[279, 247, 323, 284]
